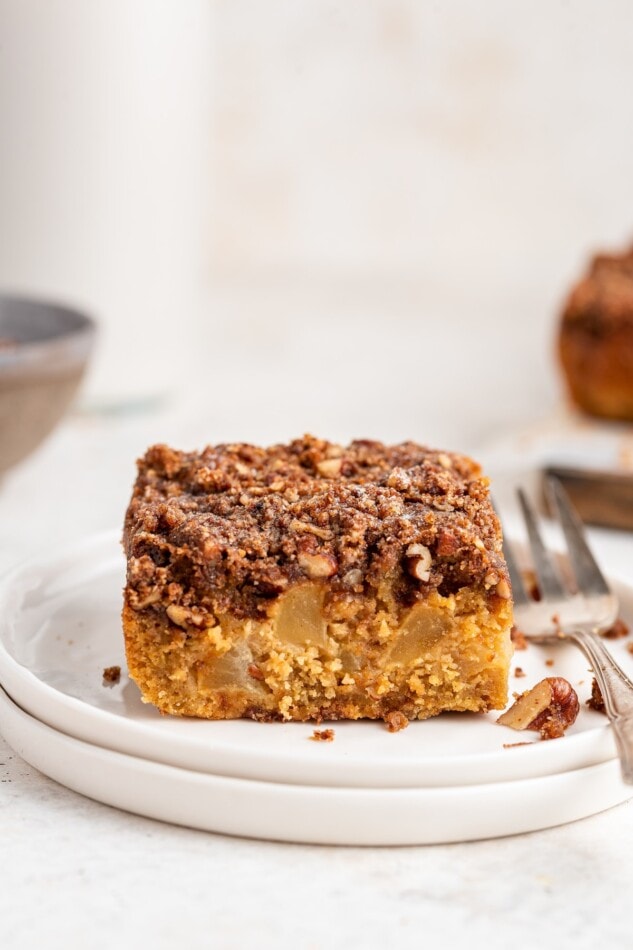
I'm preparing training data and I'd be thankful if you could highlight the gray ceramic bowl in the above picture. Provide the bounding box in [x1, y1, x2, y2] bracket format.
[0, 295, 96, 474]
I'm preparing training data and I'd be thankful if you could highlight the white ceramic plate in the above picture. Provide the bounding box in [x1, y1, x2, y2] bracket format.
[0, 532, 629, 788]
[1, 685, 629, 845]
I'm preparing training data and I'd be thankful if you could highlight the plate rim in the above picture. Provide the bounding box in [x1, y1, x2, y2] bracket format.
[0, 529, 622, 789]
[0, 683, 630, 846]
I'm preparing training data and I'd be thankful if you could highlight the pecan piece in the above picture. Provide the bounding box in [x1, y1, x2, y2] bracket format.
[166, 604, 207, 628]
[435, 528, 460, 557]
[297, 551, 338, 578]
[497, 677, 579, 740]
[316, 458, 343, 478]
[495, 577, 511, 599]
[405, 543, 432, 582]
[586, 677, 606, 714]
[602, 618, 629, 640]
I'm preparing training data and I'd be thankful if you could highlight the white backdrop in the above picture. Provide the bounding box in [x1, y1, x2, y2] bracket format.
[1, 1, 632, 441]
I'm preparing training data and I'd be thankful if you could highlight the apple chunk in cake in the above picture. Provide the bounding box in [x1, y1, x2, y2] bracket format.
[122, 436, 513, 722]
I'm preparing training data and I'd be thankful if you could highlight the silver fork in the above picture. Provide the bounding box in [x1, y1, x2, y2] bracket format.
[504, 477, 633, 784]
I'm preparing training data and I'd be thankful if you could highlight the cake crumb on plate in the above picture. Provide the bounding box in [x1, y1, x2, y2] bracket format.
[310, 728, 335, 742]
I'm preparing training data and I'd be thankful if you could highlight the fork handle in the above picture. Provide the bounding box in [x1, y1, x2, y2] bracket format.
[569, 626, 633, 784]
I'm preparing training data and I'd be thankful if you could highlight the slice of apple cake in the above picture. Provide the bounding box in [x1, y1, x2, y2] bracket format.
[122, 435, 513, 722]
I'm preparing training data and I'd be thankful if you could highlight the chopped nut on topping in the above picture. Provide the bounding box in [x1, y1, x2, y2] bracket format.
[297, 551, 338, 578]
[496, 578, 511, 599]
[166, 604, 207, 628]
[310, 728, 335, 742]
[128, 588, 161, 610]
[386, 468, 412, 491]
[405, 543, 432, 582]
[406, 542, 429, 559]
[317, 458, 343, 478]
[435, 528, 462, 557]
[247, 664, 265, 681]
[324, 444, 344, 459]
[342, 568, 363, 588]
[497, 677, 579, 740]
[289, 519, 333, 540]
[166, 604, 189, 628]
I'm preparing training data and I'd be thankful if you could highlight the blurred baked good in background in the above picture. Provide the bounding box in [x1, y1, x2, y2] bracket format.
[559, 244, 633, 421]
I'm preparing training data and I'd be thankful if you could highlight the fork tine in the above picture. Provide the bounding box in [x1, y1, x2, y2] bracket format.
[546, 476, 611, 597]
[517, 487, 567, 600]
[493, 496, 530, 605]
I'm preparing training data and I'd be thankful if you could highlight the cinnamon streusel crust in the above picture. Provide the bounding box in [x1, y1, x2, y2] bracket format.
[123, 436, 513, 722]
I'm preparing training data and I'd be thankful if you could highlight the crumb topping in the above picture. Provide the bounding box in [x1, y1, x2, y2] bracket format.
[123, 435, 508, 620]
[563, 247, 633, 330]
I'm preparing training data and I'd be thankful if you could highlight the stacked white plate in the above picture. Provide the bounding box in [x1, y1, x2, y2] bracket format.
[0, 531, 631, 845]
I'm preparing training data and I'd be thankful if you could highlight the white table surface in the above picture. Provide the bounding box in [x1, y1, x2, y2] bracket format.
[2, 305, 633, 949]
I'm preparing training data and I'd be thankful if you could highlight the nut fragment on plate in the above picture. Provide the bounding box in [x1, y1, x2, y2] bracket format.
[601, 617, 630, 639]
[497, 677, 579, 740]
[586, 677, 606, 714]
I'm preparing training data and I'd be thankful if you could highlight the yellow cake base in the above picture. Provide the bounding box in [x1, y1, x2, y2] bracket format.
[123, 583, 513, 723]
